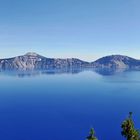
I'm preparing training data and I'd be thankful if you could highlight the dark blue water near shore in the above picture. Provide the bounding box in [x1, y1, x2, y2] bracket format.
[0, 69, 140, 140]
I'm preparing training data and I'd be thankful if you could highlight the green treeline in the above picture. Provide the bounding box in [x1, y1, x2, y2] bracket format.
[86, 112, 140, 140]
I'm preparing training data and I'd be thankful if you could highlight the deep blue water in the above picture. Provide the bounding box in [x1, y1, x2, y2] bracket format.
[0, 69, 140, 140]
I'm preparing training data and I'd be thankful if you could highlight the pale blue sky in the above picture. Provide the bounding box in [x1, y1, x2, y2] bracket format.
[0, 0, 140, 61]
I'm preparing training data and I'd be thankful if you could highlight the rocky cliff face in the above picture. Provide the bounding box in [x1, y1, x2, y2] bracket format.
[92, 55, 140, 69]
[0, 52, 89, 70]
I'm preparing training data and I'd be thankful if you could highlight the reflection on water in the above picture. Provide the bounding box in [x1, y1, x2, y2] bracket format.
[94, 68, 127, 76]
[0, 68, 138, 77]
[0, 68, 84, 77]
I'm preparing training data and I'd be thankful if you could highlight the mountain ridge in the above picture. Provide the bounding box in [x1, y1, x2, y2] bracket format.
[0, 52, 140, 70]
[92, 55, 140, 69]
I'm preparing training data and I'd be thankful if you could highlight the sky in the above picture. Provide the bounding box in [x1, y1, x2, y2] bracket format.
[0, 0, 140, 61]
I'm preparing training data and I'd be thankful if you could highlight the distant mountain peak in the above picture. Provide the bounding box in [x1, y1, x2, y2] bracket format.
[92, 54, 140, 69]
[97, 55, 131, 61]
[25, 52, 40, 56]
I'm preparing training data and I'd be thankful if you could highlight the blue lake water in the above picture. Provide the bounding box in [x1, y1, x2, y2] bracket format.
[0, 69, 140, 140]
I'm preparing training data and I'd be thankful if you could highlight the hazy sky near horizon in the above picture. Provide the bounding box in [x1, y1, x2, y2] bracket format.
[0, 0, 140, 61]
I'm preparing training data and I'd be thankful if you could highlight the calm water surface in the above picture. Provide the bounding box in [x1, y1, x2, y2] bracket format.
[0, 69, 140, 140]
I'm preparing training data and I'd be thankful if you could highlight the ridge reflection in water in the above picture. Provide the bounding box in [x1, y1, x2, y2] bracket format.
[0, 68, 131, 77]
